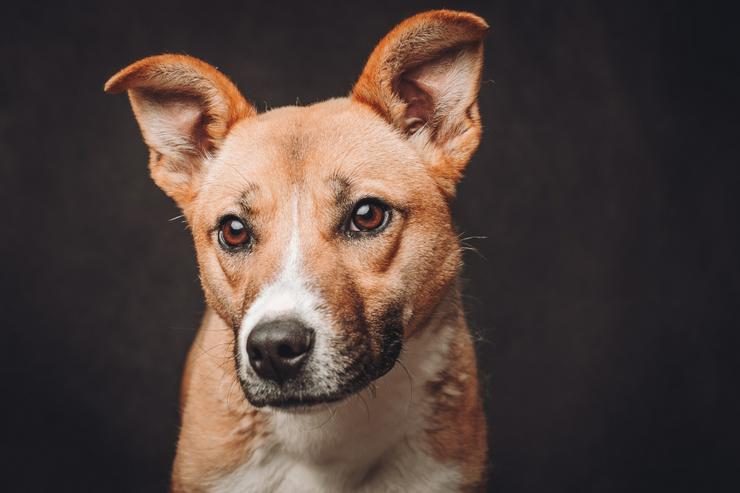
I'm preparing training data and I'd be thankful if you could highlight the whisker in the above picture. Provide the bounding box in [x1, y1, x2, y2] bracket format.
[357, 391, 371, 422]
[216, 355, 236, 371]
[311, 404, 337, 430]
[368, 381, 377, 399]
[458, 234, 488, 242]
[457, 233, 489, 261]
[225, 377, 239, 412]
[396, 359, 414, 416]
[221, 161, 254, 191]
[192, 341, 233, 365]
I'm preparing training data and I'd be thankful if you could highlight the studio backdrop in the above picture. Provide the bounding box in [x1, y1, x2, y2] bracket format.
[0, 1, 735, 492]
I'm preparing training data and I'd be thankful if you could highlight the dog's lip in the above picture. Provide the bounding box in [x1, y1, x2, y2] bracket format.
[247, 387, 356, 410]
[242, 367, 383, 409]
[241, 347, 402, 409]
[268, 403, 332, 415]
[265, 392, 349, 409]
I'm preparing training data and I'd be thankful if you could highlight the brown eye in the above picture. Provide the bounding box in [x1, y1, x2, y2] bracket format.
[349, 199, 389, 232]
[218, 216, 250, 250]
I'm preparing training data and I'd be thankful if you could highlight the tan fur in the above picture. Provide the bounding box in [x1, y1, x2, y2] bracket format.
[352, 10, 488, 196]
[105, 54, 256, 207]
[106, 10, 489, 492]
[425, 302, 488, 490]
[173, 310, 269, 491]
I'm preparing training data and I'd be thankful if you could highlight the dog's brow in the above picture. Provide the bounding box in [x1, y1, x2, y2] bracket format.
[237, 183, 260, 213]
[328, 175, 353, 208]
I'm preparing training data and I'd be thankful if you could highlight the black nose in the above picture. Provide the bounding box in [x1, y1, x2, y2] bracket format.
[246, 318, 314, 384]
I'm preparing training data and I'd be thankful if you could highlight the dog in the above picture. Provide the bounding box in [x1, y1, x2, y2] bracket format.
[105, 10, 489, 492]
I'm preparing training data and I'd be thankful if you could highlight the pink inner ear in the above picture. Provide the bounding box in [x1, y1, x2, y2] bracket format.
[397, 77, 435, 133]
[137, 91, 211, 156]
[396, 54, 459, 134]
[160, 100, 203, 137]
[169, 102, 202, 134]
[394, 50, 476, 135]
[166, 100, 211, 154]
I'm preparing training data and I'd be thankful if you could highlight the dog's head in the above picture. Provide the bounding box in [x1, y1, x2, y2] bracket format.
[106, 10, 487, 408]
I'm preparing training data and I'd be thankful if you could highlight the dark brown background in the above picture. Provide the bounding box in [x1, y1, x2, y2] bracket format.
[1, 1, 737, 491]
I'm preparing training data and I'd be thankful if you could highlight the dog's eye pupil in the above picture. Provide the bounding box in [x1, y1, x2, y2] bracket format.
[219, 217, 250, 249]
[349, 200, 387, 232]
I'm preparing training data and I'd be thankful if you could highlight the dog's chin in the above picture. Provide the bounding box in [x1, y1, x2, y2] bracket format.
[241, 382, 365, 411]
[265, 395, 347, 414]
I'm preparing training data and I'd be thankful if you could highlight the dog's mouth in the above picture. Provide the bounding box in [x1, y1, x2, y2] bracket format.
[240, 369, 380, 409]
[255, 387, 363, 410]
[238, 334, 403, 410]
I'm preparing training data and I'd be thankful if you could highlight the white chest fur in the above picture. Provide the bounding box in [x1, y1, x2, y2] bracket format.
[211, 319, 461, 493]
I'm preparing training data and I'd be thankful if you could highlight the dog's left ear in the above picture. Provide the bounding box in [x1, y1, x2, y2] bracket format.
[352, 10, 488, 195]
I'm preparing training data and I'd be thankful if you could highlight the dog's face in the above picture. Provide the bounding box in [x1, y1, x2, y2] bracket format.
[106, 10, 487, 408]
[190, 101, 460, 407]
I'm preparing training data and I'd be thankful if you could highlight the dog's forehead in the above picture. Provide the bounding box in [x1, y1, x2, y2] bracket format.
[207, 98, 424, 195]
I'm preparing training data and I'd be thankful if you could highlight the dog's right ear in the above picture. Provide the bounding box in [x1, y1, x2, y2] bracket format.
[105, 54, 255, 208]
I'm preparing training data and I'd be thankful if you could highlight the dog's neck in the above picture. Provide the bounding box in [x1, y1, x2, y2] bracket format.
[213, 286, 466, 491]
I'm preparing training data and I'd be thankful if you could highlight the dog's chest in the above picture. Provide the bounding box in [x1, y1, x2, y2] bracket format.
[210, 434, 461, 493]
[210, 373, 461, 491]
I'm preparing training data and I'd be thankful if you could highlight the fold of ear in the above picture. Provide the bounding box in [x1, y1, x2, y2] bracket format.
[352, 10, 489, 195]
[105, 54, 255, 207]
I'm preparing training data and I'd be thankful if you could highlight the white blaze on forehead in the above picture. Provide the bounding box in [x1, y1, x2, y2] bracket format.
[237, 192, 328, 379]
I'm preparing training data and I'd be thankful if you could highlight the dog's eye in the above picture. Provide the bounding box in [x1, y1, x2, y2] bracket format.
[218, 216, 251, 250]
[349, 199, 389, 232]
